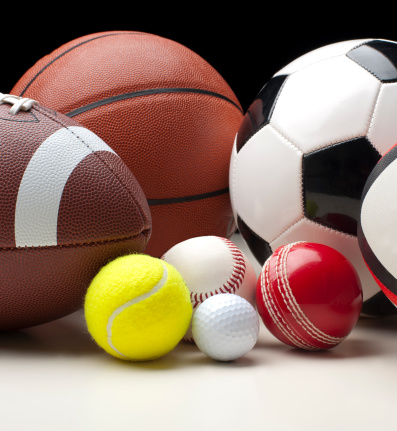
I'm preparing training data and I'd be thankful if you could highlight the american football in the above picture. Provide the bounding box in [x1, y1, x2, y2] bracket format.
[0, 93, 152, 331]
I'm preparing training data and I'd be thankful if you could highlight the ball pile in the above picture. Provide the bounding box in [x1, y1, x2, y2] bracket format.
[84, 237, 260, 362]
[3, 33, 396, 365]
[84, 237, 364, 361]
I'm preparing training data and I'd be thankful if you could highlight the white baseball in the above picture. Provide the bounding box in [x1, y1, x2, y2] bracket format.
[161, 235, 258, 341]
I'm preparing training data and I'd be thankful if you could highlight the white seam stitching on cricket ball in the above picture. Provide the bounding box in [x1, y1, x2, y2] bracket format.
[275, 244, 316, 349]
[262, 247, 312, 350]
[279, 243, 344, 345]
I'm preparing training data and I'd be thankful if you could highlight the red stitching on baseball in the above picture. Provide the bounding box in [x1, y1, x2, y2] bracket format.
[217, 237, 246, 296]
[186, 237, 248, 313]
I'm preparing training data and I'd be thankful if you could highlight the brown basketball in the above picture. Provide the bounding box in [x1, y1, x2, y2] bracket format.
[0, 94, 151, 331]
[11, 31, 244, 257]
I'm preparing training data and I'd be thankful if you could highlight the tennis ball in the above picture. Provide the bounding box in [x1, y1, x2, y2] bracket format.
[84, 253, 193, 361]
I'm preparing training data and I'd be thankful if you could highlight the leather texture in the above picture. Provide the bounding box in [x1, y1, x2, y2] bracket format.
[0, 102, 151, 331]
[12, 31, 244, 257]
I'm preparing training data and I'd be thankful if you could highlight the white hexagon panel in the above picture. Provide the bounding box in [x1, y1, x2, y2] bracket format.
[271, 56, 380, 153]
[230, 38, 397, 317]
[230, 125, 303, 245]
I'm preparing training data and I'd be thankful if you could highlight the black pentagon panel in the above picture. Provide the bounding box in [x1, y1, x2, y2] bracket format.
[237, 216, 272, 265]
[303, 137, 381, 236]
[236, 75, 288, 153]
[347, 40, 397, 83]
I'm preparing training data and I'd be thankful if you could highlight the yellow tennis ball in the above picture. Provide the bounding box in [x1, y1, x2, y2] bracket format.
[84, 253, 193, 361]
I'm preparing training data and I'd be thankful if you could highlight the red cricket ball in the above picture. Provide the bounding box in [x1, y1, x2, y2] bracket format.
[256, 242, 363, 350]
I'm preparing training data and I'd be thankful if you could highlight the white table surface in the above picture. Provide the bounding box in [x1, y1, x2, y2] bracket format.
[1, 233, 396, 431]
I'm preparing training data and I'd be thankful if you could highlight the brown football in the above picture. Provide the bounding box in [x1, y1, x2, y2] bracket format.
[0, 94, 152, 331]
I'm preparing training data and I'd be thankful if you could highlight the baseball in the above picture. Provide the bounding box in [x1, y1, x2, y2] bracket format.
[162, 235, 257, 341]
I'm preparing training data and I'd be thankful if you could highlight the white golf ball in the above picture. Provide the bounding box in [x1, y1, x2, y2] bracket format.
[192, 293, 259, 361]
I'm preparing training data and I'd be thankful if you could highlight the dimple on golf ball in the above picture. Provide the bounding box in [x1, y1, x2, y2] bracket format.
[192, 293, 259, 361]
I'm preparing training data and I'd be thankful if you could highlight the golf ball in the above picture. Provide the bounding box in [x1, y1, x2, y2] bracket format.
[192, 293, 259, 361]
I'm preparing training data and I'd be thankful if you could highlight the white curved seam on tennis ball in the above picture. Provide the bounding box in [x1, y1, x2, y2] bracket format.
[15, 126, 116, 247]
[106, 262, 169, 357]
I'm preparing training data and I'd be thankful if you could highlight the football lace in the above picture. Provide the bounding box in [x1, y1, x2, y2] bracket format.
[0, 93, 38, 115]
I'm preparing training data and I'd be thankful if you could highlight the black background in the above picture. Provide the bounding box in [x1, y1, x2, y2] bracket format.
[2, 8, 397, 113]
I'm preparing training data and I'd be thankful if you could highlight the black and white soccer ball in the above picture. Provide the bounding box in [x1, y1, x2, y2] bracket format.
[230, 38, 397, 317]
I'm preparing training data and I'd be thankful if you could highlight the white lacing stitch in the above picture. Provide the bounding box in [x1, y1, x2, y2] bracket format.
[0, 93, 38, 115]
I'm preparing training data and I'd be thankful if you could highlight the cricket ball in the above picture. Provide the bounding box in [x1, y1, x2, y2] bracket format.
[256, 242, 363, 350]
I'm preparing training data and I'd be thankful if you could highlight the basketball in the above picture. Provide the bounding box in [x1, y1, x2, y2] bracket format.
[12, 31, 244, 257]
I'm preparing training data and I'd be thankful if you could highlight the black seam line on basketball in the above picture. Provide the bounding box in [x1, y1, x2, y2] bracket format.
[19, 32, 145, 97]
[33, 105, 148, 230]
[148, 187, 229, 206]
[65, 88, 243, 117]
[4, 228, 151, 251]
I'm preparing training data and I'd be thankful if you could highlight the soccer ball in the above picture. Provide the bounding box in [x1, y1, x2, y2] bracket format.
[230, 39, 397, 317]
